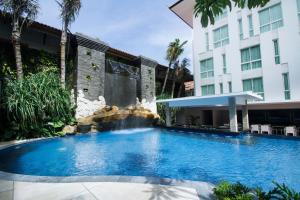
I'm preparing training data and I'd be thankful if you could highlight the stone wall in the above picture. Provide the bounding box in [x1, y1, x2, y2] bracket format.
[138, 56, 158, 113]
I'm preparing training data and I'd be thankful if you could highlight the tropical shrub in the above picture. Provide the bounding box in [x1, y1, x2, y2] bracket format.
[213, 181, 300, 200]
[3, 70, 74, 140]
[156, 93, 180, 125]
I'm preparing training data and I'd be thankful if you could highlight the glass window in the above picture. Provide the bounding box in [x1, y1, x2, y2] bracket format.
[297, 0, 300, 21]
[248, 15, 254, 37]
[241, 45, 262, 71]
[220, 83, 223, 94]
[213, 25, 229, 48]
[200, 58, 214, 79]
[273, 39, 280, 64]
[243, 77, 264, 99]
[238, 19, 243, 40]
[228, 81, 232, 93]
[215, 8, 228, 21]
[259, 4, 283, 33]
[202, 84, 215, 96]
[222, 54, 227, 74]
[282, 73, 291, 100]
[205, 32, 209, 51]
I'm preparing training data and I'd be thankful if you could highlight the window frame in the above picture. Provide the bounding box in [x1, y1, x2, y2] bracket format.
[220, 83, 223, 94]
[242, 77, 264, 99]
[228, 81, 232, 93]
[238, 18, 244, 40]
[273, 39, 280, 65]
[200, 58, 214, 79]
[297, 0, 300, 21]
[213, 25, 229, 48]
[241, 45, 262, 71]
[222, 54, 227, 74]
[248, 14, 254, 37]
[259, 3, 283, 33]
[282, 73, 291, 100]
[201, 84, 215, 96]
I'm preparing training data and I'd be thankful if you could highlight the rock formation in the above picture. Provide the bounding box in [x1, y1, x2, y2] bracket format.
[77, 105, 160, 133]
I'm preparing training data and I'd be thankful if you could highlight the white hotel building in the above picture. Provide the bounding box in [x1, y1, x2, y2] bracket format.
[161, 0, 300, 132]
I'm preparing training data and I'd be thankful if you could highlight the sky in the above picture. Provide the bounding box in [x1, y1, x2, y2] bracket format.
[37, 0, 193, 72]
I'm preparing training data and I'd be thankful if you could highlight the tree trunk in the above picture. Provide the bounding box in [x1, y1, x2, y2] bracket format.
[60, 25, 67, 88]
[171, 75, 176, 98]
[12, 28, 23, 80]
[160, 62, 171, 95]
[177, 82, 183, 98]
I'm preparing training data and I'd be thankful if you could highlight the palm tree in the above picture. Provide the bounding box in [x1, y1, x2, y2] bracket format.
[194, 0, 269, 27]
[161, 39, 187, 95]
[0, 0, 39, 79]
[170, 60, 179, 98]
[177, 58, 191, 98]
[56, 0, 81, 88]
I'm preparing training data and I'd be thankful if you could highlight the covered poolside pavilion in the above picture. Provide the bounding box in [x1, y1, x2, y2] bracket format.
[156, 92, 263, 132]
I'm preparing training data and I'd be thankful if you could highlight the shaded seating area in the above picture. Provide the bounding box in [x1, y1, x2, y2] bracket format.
[157, 92, 263, 133]
[250, 124, 299, 137]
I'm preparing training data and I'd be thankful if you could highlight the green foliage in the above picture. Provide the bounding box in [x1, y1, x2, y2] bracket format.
[156, 94, 180, 125]
[213, 181, 300, 200]
[3, 71, 74, 139]
[194, 0, 270, 27]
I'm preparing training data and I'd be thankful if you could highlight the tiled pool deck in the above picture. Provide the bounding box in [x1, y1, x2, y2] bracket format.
[0, 139, 215, 200]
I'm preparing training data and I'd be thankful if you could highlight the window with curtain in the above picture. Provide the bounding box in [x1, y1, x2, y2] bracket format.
[200, 58, 214, 79]
[273, 39, 280, 64]
[238, 19, 243, 40]
[241, 45, 262, 71]
[215, 8, 228, 21]
[202, 84, 215, 96]
[297, 0, 300, 21]
[220, 83, 223, 94]
[205, 32, 209, 51]
[248, 15, 254, 37]
[213, 25, 229, 48]
[282, 73, 290, 100]
[222, 54, 227, 74]
[243, 77, 264, 99]
[259, 4, 283, 33]
[228, 82, 232, 93]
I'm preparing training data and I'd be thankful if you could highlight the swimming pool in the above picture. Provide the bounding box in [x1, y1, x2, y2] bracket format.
[0, 128, 300, 191]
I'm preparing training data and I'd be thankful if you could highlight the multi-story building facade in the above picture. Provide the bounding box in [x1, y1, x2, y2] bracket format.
[170, 0, 300, 127]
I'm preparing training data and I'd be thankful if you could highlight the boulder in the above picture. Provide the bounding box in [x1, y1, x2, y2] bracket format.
[62, 125, 77, 134]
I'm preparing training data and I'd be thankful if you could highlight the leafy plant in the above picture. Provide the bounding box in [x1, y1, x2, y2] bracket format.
[213, 181, 300, 200]
[3, 71, 74, 139]
[156, 93, 180, 125]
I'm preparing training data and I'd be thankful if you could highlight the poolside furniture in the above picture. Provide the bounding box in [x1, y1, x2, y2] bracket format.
[261, 125, 272, 135]
[284, 126, 298, 137]
[251, 124, 260, 134]
[272, 126, 285, 135]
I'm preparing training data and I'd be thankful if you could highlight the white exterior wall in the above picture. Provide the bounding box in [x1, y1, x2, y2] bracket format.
[192, 0, 300, 103]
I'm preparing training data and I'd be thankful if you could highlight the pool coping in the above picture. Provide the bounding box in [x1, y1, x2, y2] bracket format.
[0, 133, 215, 199]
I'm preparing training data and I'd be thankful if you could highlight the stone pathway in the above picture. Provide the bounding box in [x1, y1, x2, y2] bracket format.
[0, 180, 206, 200]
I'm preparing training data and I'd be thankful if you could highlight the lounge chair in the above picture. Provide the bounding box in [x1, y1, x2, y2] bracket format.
[251, 124, 260, 134]
[284, 126, 298, 137]
[261, 125, 272, 135]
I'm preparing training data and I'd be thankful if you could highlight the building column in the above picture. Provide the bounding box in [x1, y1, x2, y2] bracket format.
[242, 102, 249, 131]
[212, 110, 218, 128]
[228, 97, 238, 132]
[165, 103, 171, 127]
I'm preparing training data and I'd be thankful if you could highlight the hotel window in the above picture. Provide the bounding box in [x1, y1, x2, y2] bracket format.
[228, 81, 232, 93]
[200, 58, 214, 79]
[241, 45, 262, 71]
[259, 4, 283, 33]
[297, 0, 300, 21]
[202, 84, 215, 96]
[215, 8, 228, 21]
[238, 19, 243, 40]
[248, 15, 254, 37]
[222, 54, 227, 74]
[213, 25, 229, 48]
[205, 32, 209, 51]
[220, 83, 223, 94]
[243, 77, 264, 99]
[282, 73, 291, 100]
[273, 39, 280, 64]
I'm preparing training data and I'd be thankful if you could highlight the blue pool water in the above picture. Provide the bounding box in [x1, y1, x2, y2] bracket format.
[0, 128, 300, 191]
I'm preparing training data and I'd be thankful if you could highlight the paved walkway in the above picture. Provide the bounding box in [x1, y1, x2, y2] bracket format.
[0, 180, 205, 200]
